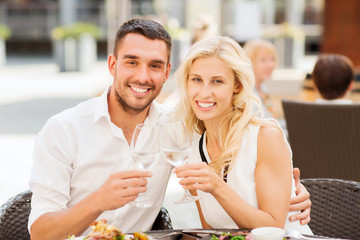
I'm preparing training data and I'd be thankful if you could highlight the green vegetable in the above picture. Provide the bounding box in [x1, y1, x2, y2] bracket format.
[230, 235, 245, 240]
[211, 234, 219, 240]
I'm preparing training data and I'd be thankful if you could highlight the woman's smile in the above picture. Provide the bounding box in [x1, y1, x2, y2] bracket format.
[196, 101, 216, 110]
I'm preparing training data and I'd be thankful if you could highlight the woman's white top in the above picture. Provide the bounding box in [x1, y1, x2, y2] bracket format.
[189, 120, 312, 234]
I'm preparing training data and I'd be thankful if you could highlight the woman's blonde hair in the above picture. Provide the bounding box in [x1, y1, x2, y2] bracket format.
[174, 36, 263, 175]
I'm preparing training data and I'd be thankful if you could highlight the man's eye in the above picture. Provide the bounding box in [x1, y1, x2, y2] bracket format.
[151, 64, 161, 69]
[127, 61, 136, 65]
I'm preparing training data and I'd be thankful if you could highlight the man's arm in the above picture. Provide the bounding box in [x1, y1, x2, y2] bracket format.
[289, 167, 311, 225]
[30, 170, 151, 240]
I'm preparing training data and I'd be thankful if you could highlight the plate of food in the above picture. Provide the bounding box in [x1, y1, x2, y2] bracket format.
[67, 219, 150, 240]
[173, 229, 250, 240]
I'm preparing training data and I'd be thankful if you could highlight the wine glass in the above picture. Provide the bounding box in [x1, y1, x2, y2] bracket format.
[129, 123, 160, 208]
[160, 121, 200, 204]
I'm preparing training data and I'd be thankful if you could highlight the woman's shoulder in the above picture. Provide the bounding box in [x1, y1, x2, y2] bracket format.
[248, 118, 280, 132]
[257, 118, 285, 142]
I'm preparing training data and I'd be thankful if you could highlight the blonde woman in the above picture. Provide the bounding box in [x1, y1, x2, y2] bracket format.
[173, 36, 312, 233]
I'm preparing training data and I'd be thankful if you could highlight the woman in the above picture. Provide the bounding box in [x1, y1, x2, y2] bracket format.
[243, 39, 277, 118]
[173, 36, 312, 233]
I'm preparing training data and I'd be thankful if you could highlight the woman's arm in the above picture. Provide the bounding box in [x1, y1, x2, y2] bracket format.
[174, 125, 292, 229]
[254, 125, 293, 227]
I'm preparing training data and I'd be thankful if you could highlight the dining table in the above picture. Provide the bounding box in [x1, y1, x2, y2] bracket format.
[71, 228, 352, 240]
[141, 228, 350, 240]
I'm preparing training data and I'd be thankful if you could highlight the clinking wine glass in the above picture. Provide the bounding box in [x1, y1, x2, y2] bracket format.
[160, 121, 200, 204]
[129, 123, 160, 208]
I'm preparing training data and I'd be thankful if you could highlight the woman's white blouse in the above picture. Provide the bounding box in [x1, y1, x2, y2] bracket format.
[189, 121, 312, 234]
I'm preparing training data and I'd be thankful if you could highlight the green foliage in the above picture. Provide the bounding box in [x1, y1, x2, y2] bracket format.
[163, 18, 189, 40]
[0, 24, 11, 40]
[51, 22, 101, 40]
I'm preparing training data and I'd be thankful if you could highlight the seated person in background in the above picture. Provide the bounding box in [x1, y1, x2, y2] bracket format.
[173, 36, 312, 234]
[312, 54, 354, 104]
[243, 39, 277, 118]
[164, 13, 217, 108]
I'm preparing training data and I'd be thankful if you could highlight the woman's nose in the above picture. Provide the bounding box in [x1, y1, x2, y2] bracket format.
[198, 84, 212, 98]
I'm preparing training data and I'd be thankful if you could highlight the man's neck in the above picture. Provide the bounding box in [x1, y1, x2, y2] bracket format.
[108, 93, 151, 144]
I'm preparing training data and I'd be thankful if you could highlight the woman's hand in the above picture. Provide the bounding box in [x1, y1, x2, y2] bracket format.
[173, 162, 224, 194]
[289, 168, 311, 225]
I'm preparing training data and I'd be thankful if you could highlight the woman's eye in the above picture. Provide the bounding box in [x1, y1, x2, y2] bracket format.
[213, 79, 223, 84]
[192, 78, 201, 82]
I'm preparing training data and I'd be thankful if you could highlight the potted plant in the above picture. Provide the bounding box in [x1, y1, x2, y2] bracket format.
[163, 18, 190, 73]
[51, 22, 101, 72]
[0, 24, 11, 67]
[263, 22, 305, 68]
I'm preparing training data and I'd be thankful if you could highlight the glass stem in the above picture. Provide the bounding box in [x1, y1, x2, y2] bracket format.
[183, 189, 193, 197]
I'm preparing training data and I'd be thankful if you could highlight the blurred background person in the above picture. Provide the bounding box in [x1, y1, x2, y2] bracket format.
[243, 39, 289, 137]
[243, 39, 278, 118]
[163, 13, 217, 108]
[312, 54, 354, 104]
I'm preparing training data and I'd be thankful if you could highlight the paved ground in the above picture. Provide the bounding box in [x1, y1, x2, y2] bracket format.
[0, 56, 200, 229]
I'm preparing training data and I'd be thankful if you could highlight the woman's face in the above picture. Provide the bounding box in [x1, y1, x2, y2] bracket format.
[254, 49, 276, 85]
[187, 56, 240, 125]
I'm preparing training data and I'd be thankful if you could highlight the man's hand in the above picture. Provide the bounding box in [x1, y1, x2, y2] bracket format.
[31, 170, 153, 240]
[289, 167, 311, 225]
[93, 170, 152, 211]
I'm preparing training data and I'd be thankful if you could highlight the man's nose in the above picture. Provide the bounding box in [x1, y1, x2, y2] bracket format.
[136, 65, 151, 83]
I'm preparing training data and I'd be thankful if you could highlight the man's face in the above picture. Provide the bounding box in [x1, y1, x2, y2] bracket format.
[108, 33, 171, 114]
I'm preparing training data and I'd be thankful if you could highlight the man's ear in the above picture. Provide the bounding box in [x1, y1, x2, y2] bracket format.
[348, 80, 354, 91]
[108, 54, 116, 77]
[163, 62, 171, 84]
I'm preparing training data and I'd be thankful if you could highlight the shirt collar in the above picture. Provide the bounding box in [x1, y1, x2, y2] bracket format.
[93, 86, 112, 124]
[315, 98, 353, 105]
[92, 85, 169, 125]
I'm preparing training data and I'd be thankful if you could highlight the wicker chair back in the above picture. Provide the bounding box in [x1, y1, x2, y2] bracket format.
[301, 178, 360, 239]
[0, 190, 172, 239]
[0, 190, 31, 240]
[282, 100, 360, 181]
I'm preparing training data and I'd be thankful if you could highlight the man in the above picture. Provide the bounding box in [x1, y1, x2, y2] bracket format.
[29, 19, 173, 239]
[29, 18, 310, 239]
[312, 53, 354, 104]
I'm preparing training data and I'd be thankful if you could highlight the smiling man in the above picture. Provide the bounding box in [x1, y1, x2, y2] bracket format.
[28, 19, 173, 240]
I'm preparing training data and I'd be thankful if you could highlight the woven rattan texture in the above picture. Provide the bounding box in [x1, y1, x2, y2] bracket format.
[0, 189, 172, 239]
[301, 178, 360, 239]
[282, 100, 360, 181]
[0, 190, 31, 240]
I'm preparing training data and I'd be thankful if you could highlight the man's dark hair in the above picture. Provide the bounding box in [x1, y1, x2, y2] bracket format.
[113, 18, 172, 63]
[312, 54, 354, 100]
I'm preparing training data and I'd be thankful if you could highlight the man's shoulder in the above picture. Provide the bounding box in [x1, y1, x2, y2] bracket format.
[47, 97, 98, 125]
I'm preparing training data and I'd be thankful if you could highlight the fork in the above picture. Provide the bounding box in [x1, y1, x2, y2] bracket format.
[285, 229, 339, 240]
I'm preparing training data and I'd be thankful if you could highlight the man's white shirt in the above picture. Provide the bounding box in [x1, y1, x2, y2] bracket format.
[28, 87, 172, 235]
